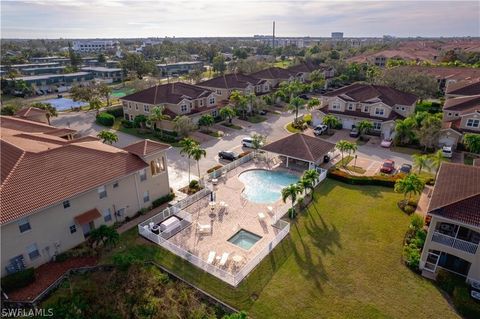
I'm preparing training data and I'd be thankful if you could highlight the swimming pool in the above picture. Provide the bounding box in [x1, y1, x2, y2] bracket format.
[238, 169, 299, 204]
[228, 229, 262, 250]
[111, 88, 135, 98]
[42, 98, 88, 111]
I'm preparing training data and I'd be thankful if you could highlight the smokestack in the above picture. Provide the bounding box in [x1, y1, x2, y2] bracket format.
[272, 21, 275, 51]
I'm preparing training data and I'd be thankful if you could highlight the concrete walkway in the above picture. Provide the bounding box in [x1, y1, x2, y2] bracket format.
[116, 202, 171, 234]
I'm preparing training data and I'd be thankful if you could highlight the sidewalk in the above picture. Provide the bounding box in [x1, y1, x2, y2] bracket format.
[415, 185, 433, 218]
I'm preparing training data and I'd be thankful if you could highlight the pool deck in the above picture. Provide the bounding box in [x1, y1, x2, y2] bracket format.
[168, 161, 300, 275]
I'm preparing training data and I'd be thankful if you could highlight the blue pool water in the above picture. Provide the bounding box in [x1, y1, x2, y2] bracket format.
[238, 169, 299, 204]
[42, 98, 88, 111]
[228, 229, 262, 250]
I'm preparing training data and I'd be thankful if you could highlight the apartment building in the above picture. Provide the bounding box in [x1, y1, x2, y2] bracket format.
[286, 61, 335, 82]
[419, 162, 480, 283]
[250, 67, 295, 89]
[120, 82, 220, 124]
[81, 66, 123, 83]
[72, 40, 118, 52]
[197, 73, 269, 101]
[0, 116, 171, 276]
[156, 61, 204, 77]
[8, 72, 94, 94]
[316, 83, 418, 138]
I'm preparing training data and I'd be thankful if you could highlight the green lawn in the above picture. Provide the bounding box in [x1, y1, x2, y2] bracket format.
[102, 180, 458, 318]
[285, 122, 302, 133]
[117, 126, 182, 147]
[246, 115, 268, 124]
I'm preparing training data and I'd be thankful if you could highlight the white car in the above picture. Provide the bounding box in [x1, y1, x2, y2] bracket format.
[380, 138, 393, 148]
[313, 125, 328, 136]
[442, 146, 453, 158]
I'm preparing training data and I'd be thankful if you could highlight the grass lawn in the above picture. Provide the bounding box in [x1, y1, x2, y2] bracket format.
[464, 153, 479, 165]
[335, 155, 354, 168]
[273, 60, 293, 68]
[118, 126, 182, 147]
[221, 122, 243, 130]
[286, 122, 303, 133]
[102, 180, 458, 318]
[246, 115, 267, 123]
[345, 165, 367, 174]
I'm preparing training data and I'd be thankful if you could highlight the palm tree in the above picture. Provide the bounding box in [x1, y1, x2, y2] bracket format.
[219, 106, 236, 124]
[394, 118, 416, 145]
[97, 130, 119, 145]
[288, 96, 305, 123]
[89, 97, 103, 116]
[281, 183, 302, 218]
[179, 138, 198, 183]
[298, 177, 314, 203]
[89, 225, 119, 249]
[464, 133, 480, 154]
[357, 120, 373, 140]
[173, 115, 195, 138]
[198, 114, 215, 132]
[429, 150, 445, 178]
[394, 174, 425, 204]
[306, 98, 320, 111]
[190, 145, 206, 179]
[336, 140, 354, 166]
[148, 105, 170, 136]
[31, 102, 58, 125]
[412, 154, 431, 174]
[301, 169, 320, 201]
[322, 114, 340, 135]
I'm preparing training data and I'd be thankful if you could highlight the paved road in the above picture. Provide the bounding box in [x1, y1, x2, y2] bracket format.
[52, 109, 414, 190]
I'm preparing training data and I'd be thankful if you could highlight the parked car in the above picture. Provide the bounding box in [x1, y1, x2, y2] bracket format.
[380, 138, 393, 148]
[313, 124, 328, 136]
[349, 127, 360, 138]
[380, 160, 396, 174]
[399, 163, 412, 174]
[442, 146, 453, 158]
[218, 151, 238, 161]
[242, 137, 259, 148]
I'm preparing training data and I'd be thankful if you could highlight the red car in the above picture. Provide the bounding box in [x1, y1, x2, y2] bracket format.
[380, 160, 395, 174]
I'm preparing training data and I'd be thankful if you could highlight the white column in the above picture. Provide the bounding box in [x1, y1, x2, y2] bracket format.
[286, 157, 289, 168]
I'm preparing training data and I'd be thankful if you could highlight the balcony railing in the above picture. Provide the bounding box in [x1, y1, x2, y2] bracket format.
[432, 231, 478, 255]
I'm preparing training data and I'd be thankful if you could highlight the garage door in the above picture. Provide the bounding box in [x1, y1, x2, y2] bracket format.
[341, 118, 355, 129]
[438, 135, 457, 147]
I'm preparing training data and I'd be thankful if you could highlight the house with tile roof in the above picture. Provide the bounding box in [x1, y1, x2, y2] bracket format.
[315, 83, 418, 139]
[419, 162, 480, 283]
[250, 67, 296, 89]
[286, 61, 335, 82]
[197, 73, 269, 101]
[120, 82, 221, 125]
[14, 107, 49, 124]
[0, 116, 171, 276]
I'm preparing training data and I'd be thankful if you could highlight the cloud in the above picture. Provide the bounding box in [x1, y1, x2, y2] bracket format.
[1, 0, 478, 38]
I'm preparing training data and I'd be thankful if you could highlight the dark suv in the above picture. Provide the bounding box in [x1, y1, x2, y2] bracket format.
[218, 151, 238, 161]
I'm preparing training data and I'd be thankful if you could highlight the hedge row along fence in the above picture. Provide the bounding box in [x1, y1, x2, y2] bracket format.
[328, 168, 400, 187]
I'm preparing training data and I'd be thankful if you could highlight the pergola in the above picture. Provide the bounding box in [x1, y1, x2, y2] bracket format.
[261, 133, 336, 170]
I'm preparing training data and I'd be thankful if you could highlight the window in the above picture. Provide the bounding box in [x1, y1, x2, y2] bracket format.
[98, 185, 107, 199]
[199, 99, 203, 106]
[347, 103, 354, 111]
[373, 122, 382, 130]
[139, 168, 147, 181]
[181, 104, 188, 112]
[18, 218, 31, 233]
[332, 103, 339, 110]
[209, 97, 215, 105]
[150, 157, 166, 175]
[103, 208, 112, 222]
[375, 108, 385, 116]
[128, 102, 132, 109]
[63, 200, 70, 209]
[122, 101, 127, 107]
[448, 112, 452, 116]
[363, 105, 369, 112]
[70, 224, 77, 234]
[124, 113, 130, 121]
[129, 114, 134, 121]
[113, 181, 119, 188]
[144, 105, 149, 113]
[401, 107, 406, 111]
[466, 119, 480, 128]
[135, 104, 138, 110]
[26, 243, 40, 261]
[216, 90, 222, 95]
[143, 191, 150, 203]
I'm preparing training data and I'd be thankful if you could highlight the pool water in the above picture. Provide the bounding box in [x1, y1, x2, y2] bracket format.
[111, 88, 135, 98]
[238, 169, 299, 204]
[42, 98, 88, 111]
[228, 229, 262, 250]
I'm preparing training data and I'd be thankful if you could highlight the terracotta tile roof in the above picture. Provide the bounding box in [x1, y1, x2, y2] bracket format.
[121, 82, 213, 105]
[320, 107, 403, 122]
[474, 159, 480, 167]
[287, 61, 322, 74]
[428, 162, 480, 227]
[197, 73, 262, 89]
[323, 83, 418, 107]
[74, 208, 101, 225]
[250, 67, 294, 80]
[261, 133, 335, 163]
[443, 95, 480, 115]
[446, 79, 480, 96]
[399, 66, 480, 82]
[15, 107, 47, 118]
[0, 116, 149, 225]
[122, 139, 170, 157]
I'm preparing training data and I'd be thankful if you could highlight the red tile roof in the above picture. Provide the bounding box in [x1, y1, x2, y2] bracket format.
[446, 79, 480, 96]
[399, 66, 480, 82]
[320, 107, 403, 122]
[74, 208, 102, 225]
[121, 82, 213, 105]
[443, 95, 480, 116]
[197, 73, 262, 89]
[122, 139, 170, 157]
[250, 67, 294, 80]
[15, 107, 47, 118]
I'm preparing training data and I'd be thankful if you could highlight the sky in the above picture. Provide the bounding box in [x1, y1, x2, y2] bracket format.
[1, 0, 479, 39]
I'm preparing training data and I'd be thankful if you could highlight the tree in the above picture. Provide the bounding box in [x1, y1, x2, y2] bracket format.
[190, 145, 206, 179]
[68, 42, 81, 69]
[375, 68, 438, 100]
[179, 138, 198, 183]
[89, 97, 103, 115]
[322, 114, 340, 134]
[357, 120, 373, 140]
[412, 154, 431, 174]
[301, 169, 320, 201]
[394, 118, 417, 145]
[229, 90, 248, 119]
[429, 150, 445, 178]
[219, 106, 236, 124]
[306, 98, 320, 111]
[197, 114, 214, 132]
[97, 130, 119, 145]
[288, 96, 305, 123]
[89, 225, 119, 249]
[121, 53, 155, 79]
[97, 83, 112, 106]
[281, 183, 302, 218]
[464, 133, 480, 154]
[173, 115, 195, 138]
[309, 70, 325, 82]
[212, 55, 226, 74]
[97, 53, 106, 63]
[415, 113, 442, 151]
[251, 133, 266, 156]
[148, 105, 170, 135]
[335, 140, 355, 166]
[31, 102, 58, 125]
[394, 174, 425, 203]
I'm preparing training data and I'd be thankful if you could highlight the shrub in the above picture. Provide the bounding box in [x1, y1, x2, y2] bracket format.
[238, 151, 252, 158]
[96, 112, 115, 126]
[153, 132, 177, 143]
[410, 214, 424, 231]
[189, 180, 199, 189]
[303, 114, 312, 125]
[54, 252, 69, 263]
[214, 115, 223, 123]
[403, 243, 421, 270]
[207, 164, 223, 173]
[112, 252, 141, 271]
[105, 106, 124, 118]
[404, 205, 416, 215]
[133, 114, 147, 128]
[151, 192, 175, 208]
[452, 285, 480, 319]
[328, 169, 399, 187]
[121, 119, 133, 128]
[1, 268, 35, 292]
[436, 269, 464, 295]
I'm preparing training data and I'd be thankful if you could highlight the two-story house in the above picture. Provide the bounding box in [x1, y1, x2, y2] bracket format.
[250, 67, 295, 89]
[197, 73, 269, 101]
[439, 80, 480, 148]
[419, 162, 480, 284]
[0, 116, 171, 277]
[120, 82, 220, 125]
[286, 61, 335, 82]
[316, 83, 418, 139]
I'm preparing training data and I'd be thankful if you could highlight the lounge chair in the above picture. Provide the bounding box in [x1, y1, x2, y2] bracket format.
[207, 251, 216, 264]
[219, 252, 229, 266]
[198, 223, 211, 233]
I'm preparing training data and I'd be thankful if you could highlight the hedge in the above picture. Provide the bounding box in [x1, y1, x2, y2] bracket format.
[121, 119, 133, 128]
[105, 106, 124, 118]
[96, 112, 115, 126]
[436, 270, 480, 318]
[207, 164, 224, 173]
[1, 268, 35, 292]
[238, 151, 252, 158]
[151, 192, 175, 208]
[328, 169, 399, 187]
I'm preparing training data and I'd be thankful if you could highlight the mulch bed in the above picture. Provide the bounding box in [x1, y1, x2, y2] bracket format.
[6, 256, 98, 301]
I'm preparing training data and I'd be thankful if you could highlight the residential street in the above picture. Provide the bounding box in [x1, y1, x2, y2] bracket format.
[52, 110, 414, 190]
